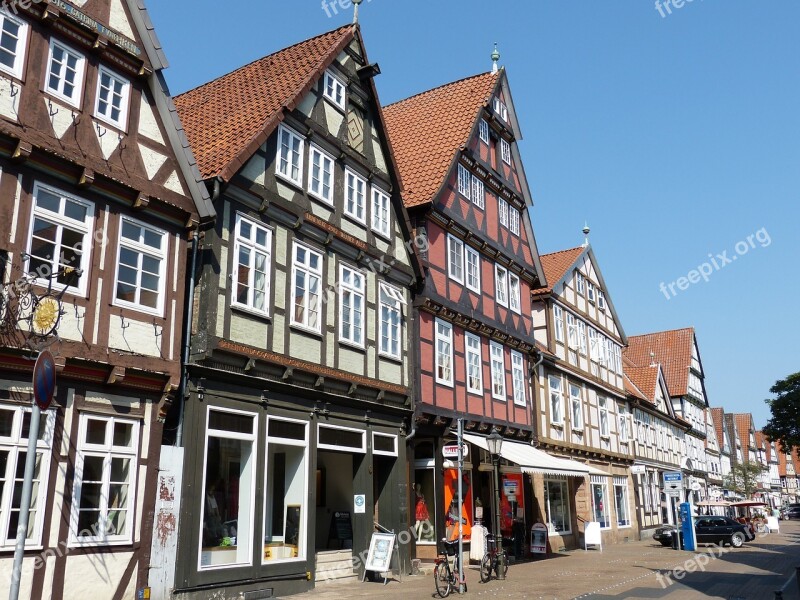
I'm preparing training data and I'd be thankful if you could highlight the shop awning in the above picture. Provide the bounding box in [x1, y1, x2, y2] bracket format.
[463, 433, 608, 478]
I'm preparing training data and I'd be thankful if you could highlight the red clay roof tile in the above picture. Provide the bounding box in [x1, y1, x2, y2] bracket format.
[531, 247, 585, 296]
[624, 328, 695, 397]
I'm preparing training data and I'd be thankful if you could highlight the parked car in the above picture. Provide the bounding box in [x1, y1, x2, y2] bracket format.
[653, 517, 754, 548]
[781, 507, 800, 520]
[653, 524, 679, 547]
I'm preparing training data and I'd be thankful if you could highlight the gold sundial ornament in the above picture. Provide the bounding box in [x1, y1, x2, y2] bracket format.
[31, 296, 61, 337]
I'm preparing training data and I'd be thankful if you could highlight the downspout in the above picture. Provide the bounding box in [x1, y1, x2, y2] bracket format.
[529, 349, 545, 445]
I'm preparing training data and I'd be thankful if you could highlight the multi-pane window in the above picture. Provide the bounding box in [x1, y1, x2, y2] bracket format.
[576, 272, 585, 294]
[599, 398, 609, 437]
[578, 321, 587, 355]
[569, 384, 583, 429]
[457, 165, 471, 199]
[28, 183, 93, 293]
[479, 119, 489, 143]
[587, 281, 596, 302]
[339, 265, 365, 346]
[508, 272, 521, 313]
[379, 283, 404, 359]
[0, 11, 28, 79]
[509, 206, 520, 235]
[549, 375, 563, 425]
[618, 404, 630, 442]
[471, 175, 484, 209]
[46, 39, 85, 106]
[344, 169, 366, 223]
[308, 145, 334, 204]
[115, 217, 167, 313]
[588, 328, 601, 362]
[545, 479, 571, 534]
[291, 243, 322, 332]
[511, 350, 526, 406]
[598, 291, 606, 310]
[465, 245, 480, 293]
[498, 197, 509, 228]
[591, 476, 610, 529]
[0, 405, 53, 549]
[566, 313, 578, 350]
[493, 97, 508, 121]
[490, 342, 506, 400]
[495, 264, 508, 307]
[232, 214, 271, 315]
[435, 319, 453, 386]
[500, 139, 511, 165]
[323, 70, 346, 110]
[465, 333, 483, 395]
[94, 66, 130, 129]
[554, 305, 564, 343]
[614, 477, 630, 527]
[71, 414, 139, 543]
[447, 235, 464, 284]
[276, 125, 304, 186]
[371, 187, 391, 238]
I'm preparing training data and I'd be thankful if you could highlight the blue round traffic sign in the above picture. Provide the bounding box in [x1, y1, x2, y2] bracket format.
[33, 350, 56, 410]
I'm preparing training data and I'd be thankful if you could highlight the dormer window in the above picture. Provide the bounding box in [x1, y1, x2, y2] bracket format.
[94, 66, 130, 130]
[0, 11, 28, 79]
[493, 97, 508, 122]
[46, 39, 85, 107]
[323, 70, 346, 110]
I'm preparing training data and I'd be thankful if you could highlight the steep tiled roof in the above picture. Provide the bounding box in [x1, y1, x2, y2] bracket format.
[175, 25, 354, 181]
[624, 365, 658, 403]
[623, 373, 648, 401]
[531, 247, 585, 296]
[734, 413, 754, 462]
[710, 407, 726, 453]
[624, 328, 695, 397]
[383, 71, 500, 208]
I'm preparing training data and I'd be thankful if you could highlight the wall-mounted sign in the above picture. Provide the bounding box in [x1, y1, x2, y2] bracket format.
[442, 444, 468, 458]
[630, 465, 647, 475]
[354, 494, 366, 514]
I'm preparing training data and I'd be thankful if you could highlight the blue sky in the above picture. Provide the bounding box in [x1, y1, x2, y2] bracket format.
[148, 0, 799, 428]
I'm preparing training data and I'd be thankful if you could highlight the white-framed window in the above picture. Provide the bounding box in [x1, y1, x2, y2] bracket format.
[371, 187, 391, 238]
[0, 405, 54, 549]
[323, 69, 346, 110]
[114, 216, 168, 314]
[493, 97, 508, 122]
[511, 350, 526, 406]
[599, 398, 609, 437]
[508, 272, 521, 314]
[447, 235, 464, 284]
[27, 183, 94, 294]
[587, 281, 596, 303]
[199, 407, 257, 568]
[598, 291, 606, 310]
[339, 264, 365, 347]
[457, 164, 471, 199]
[45, 39, 85, 107]
[435, 319, 453, 386]
[588, 328, 600, 362]
[576, 272, 585, 294]
[291, 242, 322, 333]
[276, 125, 304, 187]
[479, 119, 489, 143]
[500, 139, 511, 165]
[232, 214, 271, 316]
[578, 321, 587, 355]
[618, 403, 630, 443]
[465, 332, 483, 395]
[471, 175, 484, 209]
[379, 283, 404, 360]
[498, 197, 509, 228]
[0, 11, 28, 79]
[566, 313, 578, 350]
[509, 206, 520, 235]
[318, 424, 366, 453]
[308, 144, 334, 204]
[591, 476, 610, 529]
[495, 264, 508, 307]
[553, 305, 564, 343]
[94, 66, 130, 130]
[549, 375, 563, 425]
[263, 416, 309, 564]
[71, 414, 139, 545]
[490, 342, 506, 400]
[373, 432, 398, 457]
[569, 384, 583, 430]
[544, 478, 571, 534]
[614, 476, 630, 528]
[465, 245, 480, 293]
[344, 168, 367, 223]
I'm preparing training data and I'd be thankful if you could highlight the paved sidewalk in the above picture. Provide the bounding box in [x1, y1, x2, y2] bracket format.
[289, 521, 800, 599]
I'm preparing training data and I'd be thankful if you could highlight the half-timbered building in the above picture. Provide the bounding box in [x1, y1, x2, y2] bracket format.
[710, 407, 733, 495]
[0, 0, 213, 598]
[531, 244, 636, 548]
[171, 24, 421, 598]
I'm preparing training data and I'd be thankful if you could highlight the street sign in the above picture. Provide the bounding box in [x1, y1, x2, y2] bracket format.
[442, 443, 468, 459]
[32, 350, 56, 410]
[630, 465, 646, 475]
[663, 471, 682, 491]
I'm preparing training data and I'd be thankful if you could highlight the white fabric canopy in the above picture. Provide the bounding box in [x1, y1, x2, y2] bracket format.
[463, 433, 608, 478]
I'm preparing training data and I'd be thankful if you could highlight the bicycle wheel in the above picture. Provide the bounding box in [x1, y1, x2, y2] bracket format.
[480, 553, 493, 583]
[434, 562, 452, 598]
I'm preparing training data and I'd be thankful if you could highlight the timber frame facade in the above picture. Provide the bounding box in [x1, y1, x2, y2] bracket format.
[0, 0, 212, 598]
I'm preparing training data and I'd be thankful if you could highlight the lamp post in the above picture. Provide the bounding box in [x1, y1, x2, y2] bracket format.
[486, 429, 505, 580]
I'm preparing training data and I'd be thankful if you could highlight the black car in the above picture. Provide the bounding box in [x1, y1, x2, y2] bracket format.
[653, 517, 754, 548]
[653, 524, 679, 547]
[782, 507, 800, 520]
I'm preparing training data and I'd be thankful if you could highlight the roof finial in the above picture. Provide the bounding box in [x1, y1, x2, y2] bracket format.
[491, 42, 501, 74]
[650, 351, 657, 367]
[353, 0, 362, 24]
[582, 222, 590, 247]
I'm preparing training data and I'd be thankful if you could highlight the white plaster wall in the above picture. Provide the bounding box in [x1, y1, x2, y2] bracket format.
[107, 315, 162, 357]
[62, 552, 136, 600]
[0, 75, 20, 122]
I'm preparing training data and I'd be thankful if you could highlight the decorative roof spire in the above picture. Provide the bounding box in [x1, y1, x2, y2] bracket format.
[353, 0, 362, 24]
[491, 42, 501, 74]
[582, 222, 590, 247]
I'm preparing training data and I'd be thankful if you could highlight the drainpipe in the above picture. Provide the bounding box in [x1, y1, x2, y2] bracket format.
[528, 349, 545, 443]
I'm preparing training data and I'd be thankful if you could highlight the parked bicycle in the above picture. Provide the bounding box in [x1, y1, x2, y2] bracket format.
[479, 533, 510, 583]
[434, 538, 466, 597]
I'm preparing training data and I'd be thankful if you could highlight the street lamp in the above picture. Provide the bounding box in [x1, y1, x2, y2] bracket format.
[487, 428, 505, 580]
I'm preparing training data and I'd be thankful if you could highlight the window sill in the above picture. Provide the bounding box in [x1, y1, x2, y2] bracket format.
[343, 211, 367, 228]
[275, 171, 304, 192]
[551, 422, 564, 428]
[113, 298, 164, 319]
[435, 378, 455, 389]
[44, 90, 81, 110]
[322, 96, 346, 114]
[308, 190, 335, 207]
[338, 338, 366, 352]
[290, 323, 322, 337]
[231, 304, 272, 321]
[93, 115, 128, 136]
[378, 351, 403, 364]
[371, 226, 392, 242]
